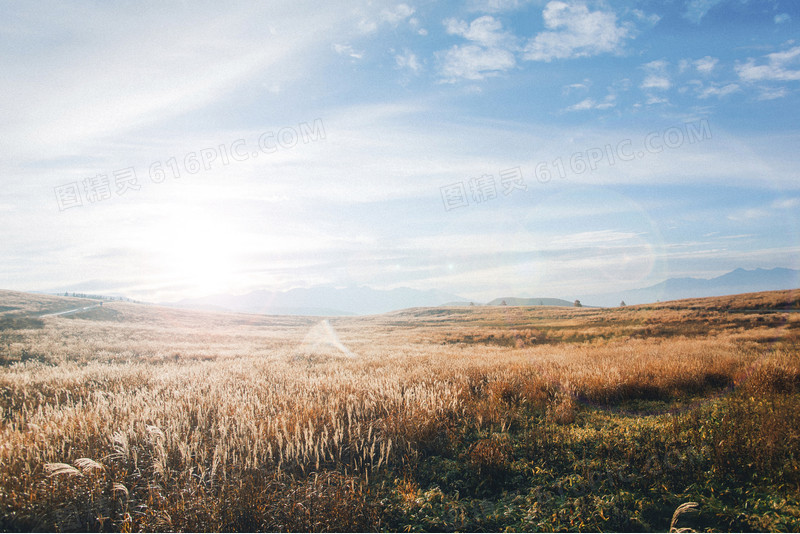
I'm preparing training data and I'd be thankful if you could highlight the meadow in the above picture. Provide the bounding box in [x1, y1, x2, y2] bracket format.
[1, 288, 799, 532]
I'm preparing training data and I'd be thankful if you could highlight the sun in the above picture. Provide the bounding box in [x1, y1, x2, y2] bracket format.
[166, 235, 236, 295]
[147, 211, 240, 297]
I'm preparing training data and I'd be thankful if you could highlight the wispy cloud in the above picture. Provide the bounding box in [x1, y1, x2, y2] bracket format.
[334, 43, 364, 59]
[0, 3, 353, 162]
[395, 50, 422, 73]
[726, 197, 800, 221]
[697, 83, 740, 99]
[684, 0, 726, 24]
[467, 0, 531, 13]
[774, 13, 791, 24]
[756, 87, 788, 100]
[562, 81, 591, 94]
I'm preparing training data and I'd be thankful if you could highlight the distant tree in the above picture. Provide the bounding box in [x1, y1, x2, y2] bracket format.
[469, 302, 475, 306]
[620, 300, 626, 307]
[501, 300, 507, 306]
[574, 299, 582, 308]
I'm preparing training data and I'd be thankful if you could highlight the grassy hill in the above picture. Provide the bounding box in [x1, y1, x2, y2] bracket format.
[0, 289, 99, 317]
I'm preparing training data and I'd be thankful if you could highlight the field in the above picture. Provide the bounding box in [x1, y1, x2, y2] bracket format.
[1, 289, 800, 532]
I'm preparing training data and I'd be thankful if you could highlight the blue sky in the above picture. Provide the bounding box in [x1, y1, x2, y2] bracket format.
[1, 0, 798, 302]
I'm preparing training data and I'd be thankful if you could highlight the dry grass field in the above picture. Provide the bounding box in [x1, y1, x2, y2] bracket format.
[1, 289, 799, 531]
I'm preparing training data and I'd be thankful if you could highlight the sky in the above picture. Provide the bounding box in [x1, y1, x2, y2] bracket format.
[1, 0, 799, 303]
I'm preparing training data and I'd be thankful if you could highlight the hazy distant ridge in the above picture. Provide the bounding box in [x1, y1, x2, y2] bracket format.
[486, 297, 574, 307]
[583, 267, 800, 307]
[168, 286, 466, 316]
[165, 267, 798, 315]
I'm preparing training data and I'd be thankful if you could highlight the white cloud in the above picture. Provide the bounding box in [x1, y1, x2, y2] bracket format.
[523, 1, 631, 62]
[565, 93, 616, 111]
[444, 16, 516, 48]
[641, 75, 671, 90]
[408, 17, 428, 35]
[645, 94, 669, 105]
[566, 98, 597, 111]
[642, 59, 668, 71]
[439, 45, 516, 81]
[595, 96, 616, 109]
[694, 56, 718, 74]
[439, 3, 648, 80]
[439, 16, 518, 81]
[736, 46, 800, 82]
[357, 18, 379, 34]
[381, 3, 415, 25]
[684, 0, 725, 24]
[640, 60, 671, 90]
[356, 2, 415, 34]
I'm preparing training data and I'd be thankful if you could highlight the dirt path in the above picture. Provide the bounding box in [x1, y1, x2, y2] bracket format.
[39, 303, 102, 317]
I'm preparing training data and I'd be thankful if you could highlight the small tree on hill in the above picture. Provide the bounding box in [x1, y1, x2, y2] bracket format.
[620, 300, 626, 307]
[574, 299, 582, 308]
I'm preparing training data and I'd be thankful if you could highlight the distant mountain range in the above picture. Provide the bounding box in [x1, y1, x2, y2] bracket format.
[163, 267, 799, 316]
[486, 297, 575, 307]
[167, 286, 467, 316]
[582, 267, 800, 307]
